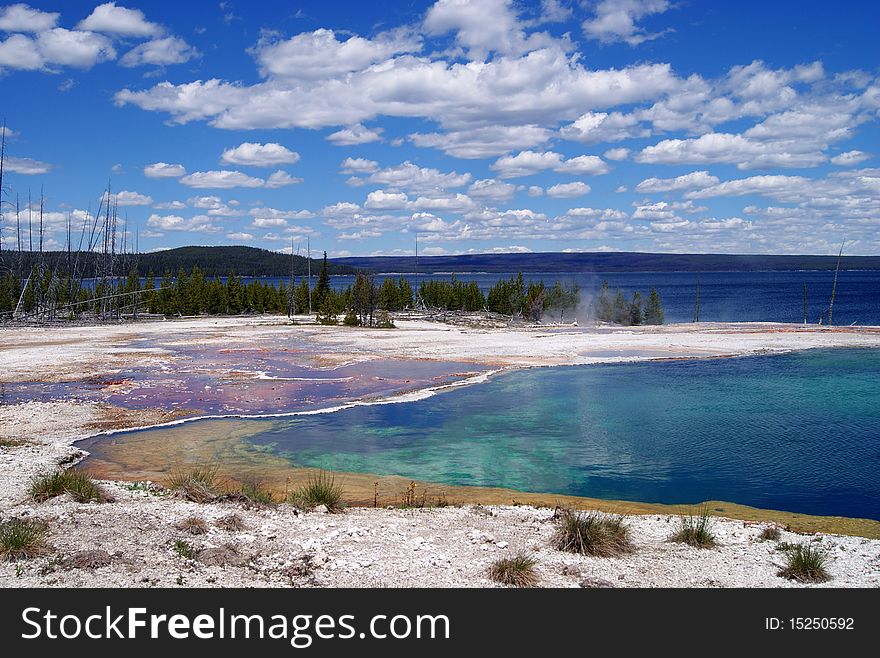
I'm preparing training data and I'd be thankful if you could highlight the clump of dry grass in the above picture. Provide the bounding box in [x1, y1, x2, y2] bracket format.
[488, 552, 539, 588]
[175, 516, 209, 535]
[289, 471, 345, 513]
[30, 469, 111, 503]
[215, 513, 246, 532]
[778, 542, 831, 583]
[760, 526, 781, 541]
[0, 518, 49, 561]
[167, 465, 220, 503]
[670, 505, 716, 548]
[0, 438, 30, 448]
[552, 509, 633, 557]
[238, 481, 275, 505]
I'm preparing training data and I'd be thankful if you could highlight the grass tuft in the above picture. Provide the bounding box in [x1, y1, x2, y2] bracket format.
[238, 480, 275, 505]
[173, 539, 197, 560]
[175, 516, 209, 535]
[30, 469, 110, 503]
[778, 542, 831, 583]
[775, 541, 799, 552]
[488, 552, 539, 588]
[288, 471, 345, 513]
[167, 465, 220, 503]
[551, 509, 633, 557]
[0, 519, 49, 561]
[760, 526, 781, 541]
[670, 505, 716, 548]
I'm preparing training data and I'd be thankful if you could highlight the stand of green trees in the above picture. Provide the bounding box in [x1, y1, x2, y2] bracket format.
[1, 258, 663, 327]
[595, 281, 665, 326]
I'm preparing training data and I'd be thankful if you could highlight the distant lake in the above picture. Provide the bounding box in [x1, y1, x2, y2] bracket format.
[262, 270, 880, 326]
[90, 269, 880, 325]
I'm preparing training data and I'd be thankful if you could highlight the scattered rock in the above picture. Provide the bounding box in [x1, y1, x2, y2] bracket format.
[282, 556, 316, 582]
[197, 544, 245, 567]
[215, 513, 246, 532]
[63, 549, 113, 569]
[580, 577, 615, 588]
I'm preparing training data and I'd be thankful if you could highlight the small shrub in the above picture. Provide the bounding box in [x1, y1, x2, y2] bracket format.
[760, 526, 781, 541]
[400, 481, 424, 508]
[239, 481, 275, 505]
[776, 541, 799, 552]
[173, 539, 196, 560]
[375, 310, 395, 329]
[30, 469, 110, 503]
[342, 309, 360, 326]
[167, 465, 220, 503]
[670, 505, 716, 548]
[289, 471, 345, 513]
[215, 513, 246, 532]
[0, 438, 29, 448]
[0, 519, 49, 561]
[488, 552, 539, 588]
[552, 509, 633, 557]
[778, 543, 831, 583]
[175, 516, 208, 535]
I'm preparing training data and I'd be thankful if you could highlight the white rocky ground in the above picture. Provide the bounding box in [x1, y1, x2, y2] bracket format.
[2, 316, 880, 383]
[2, 480, 879, 588]
[2, 318, 880, 587]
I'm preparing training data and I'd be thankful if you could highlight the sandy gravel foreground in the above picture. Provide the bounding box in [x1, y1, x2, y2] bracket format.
[2, 480, 879, 588]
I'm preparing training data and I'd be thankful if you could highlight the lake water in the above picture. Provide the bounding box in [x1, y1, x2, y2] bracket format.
[83, 349, 880, 520]
[101, 269, 880, 325]
[282, 270, 880, 326]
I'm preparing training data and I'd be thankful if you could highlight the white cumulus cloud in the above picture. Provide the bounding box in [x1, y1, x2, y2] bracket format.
[220, 142, 300, 167]
[327, 123, 383, 146]
[77, 2, 162, 37]
[546, 181, 591, 198]
[144, 162, 186, 178]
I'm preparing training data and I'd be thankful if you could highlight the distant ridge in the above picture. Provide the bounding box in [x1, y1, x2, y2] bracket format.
[2, 246, 357, 277]
[332, 251, 880, 274]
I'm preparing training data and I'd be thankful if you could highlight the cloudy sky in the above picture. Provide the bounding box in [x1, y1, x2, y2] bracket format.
[1, 0, 878, 257]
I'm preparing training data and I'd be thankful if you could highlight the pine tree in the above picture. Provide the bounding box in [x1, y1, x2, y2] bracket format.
[313, 251, 331, 311]
[597, 281, 613, 322]
[226, 272, 244, 314]
[397, 276, 413, 309]
[629, 292, 643, 326]
[143, 272, 156, 313]
[317, 295, 338, 325]
[644, 287, 665, 325]
[158, 271, 174, 315]
[378, 277, 400, 311]
[294, 278, 311, 314]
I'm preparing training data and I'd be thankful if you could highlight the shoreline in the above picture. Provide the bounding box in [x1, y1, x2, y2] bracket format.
[2, 317, 880, 587]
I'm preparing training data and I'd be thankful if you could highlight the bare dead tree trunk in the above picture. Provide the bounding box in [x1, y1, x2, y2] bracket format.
[828, 241, 845, 326]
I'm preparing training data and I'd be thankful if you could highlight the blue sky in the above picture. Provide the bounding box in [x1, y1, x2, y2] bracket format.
[1, 0, 879, 257]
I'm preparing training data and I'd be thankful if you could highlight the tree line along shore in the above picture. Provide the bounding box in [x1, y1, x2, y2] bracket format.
[0, 253, 664, 327]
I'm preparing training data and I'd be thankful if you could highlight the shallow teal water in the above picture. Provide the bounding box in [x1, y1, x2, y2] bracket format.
[242, 349, 880, 519]
[82, 349, 880, 520]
